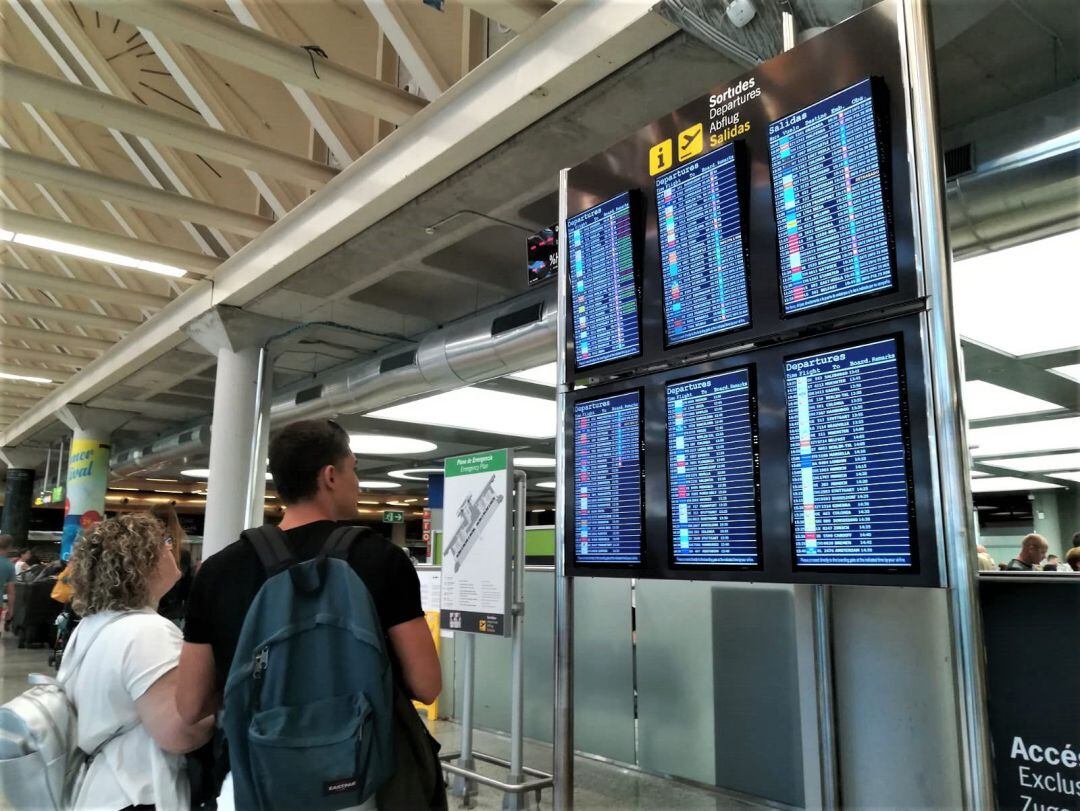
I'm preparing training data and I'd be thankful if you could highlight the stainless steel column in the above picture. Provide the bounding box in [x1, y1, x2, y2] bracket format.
[901, 0, 994, 805]
[245, 345, 273, 528]
[812, 586, 840, 808]
[451, 633, 478, 802]
[553, 167, 574, 811]
[504, 470, 529, 810]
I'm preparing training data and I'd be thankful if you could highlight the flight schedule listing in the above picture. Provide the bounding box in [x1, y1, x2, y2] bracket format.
[785, 338, 914, 568]
[655, 144, 750, 345]
[769, 78, 894, 315]
[667, 369, 759, 566]
[568, 193, 641, 369]
[573, 391, 643, 564]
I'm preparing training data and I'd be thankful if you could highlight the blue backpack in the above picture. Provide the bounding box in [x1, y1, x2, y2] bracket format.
[222, 525, 395, 810]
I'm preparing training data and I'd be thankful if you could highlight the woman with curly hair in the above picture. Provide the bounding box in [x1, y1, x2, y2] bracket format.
[59, 513, 214, 810]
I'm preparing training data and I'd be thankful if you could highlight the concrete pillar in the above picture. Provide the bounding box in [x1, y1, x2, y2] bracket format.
[56, 406, 132, 559]
[184, 306, 290, 559]
[0, 447, 45, 543]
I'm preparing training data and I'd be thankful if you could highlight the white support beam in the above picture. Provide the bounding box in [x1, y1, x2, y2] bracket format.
[0, 297, 141, 333]
[0, 209, 222, 277]
[0, 148, 274, 238]
[0, 380, 62, 398]
[362, 0, 449, 100]
[457, 0, 554, 33]
[0, 62, 338, 188]
[0, 345, 91, 370]
[0, 0, 675, 447]
[0, 323, 113, 353]
[0, 362, 71, 382]
[74, 0, 426, 124]
[0, 263, 171, 310]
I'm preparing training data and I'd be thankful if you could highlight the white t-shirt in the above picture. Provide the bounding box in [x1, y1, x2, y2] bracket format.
[58, 609, 189, 811]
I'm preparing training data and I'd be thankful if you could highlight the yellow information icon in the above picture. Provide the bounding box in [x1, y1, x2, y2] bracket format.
[677, 123, 704, 162]
[649, 139, 673, 176]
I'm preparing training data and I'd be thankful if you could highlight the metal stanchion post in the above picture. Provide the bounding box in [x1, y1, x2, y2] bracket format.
[451, 633, 479, 804]
[504, 471, 532, 810]
[812, 585, 840, 808]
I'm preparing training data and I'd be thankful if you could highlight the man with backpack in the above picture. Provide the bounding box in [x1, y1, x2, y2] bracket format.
[176, 419, 443, 809]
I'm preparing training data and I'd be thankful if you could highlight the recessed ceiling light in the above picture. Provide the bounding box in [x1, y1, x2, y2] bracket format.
[968, 417, 1080, 458]
[531, 508, 549, 513]
[1048, 470, 1080, 483]
[387, 467, 444, 481]
[962, 381, 1058, 421]
[9, 232, 187, 277]
[0, 370, 53, 384]
[358, 500, 382, 505]
[181, 468, 272, 480]
[508, 363, 558, 387]
[980, 452, 1080, 473]
[536, 481, 557, 490]
[515, 456, 556, 469]
[145, 478, 178, 483]
[954, 229, 1080, 355]
[368, 387, 556, 439]
[970, 477, 1064, 493]
[349, 434, 437, 455]
[385, 500, 409, 506]
[357, 480, 401, 489]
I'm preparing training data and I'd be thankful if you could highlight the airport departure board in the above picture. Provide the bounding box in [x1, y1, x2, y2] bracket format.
[666, 368, 759, 567]
[785, 337, 915, 568]
[769, 78, 895, 315]
[567, 193, 641, 370]
[573, 390, 643, 564]
[655, 143, 750, 346]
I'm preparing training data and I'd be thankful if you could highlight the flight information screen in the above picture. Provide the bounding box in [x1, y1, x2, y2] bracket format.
[567, 193, 641, 370]
[666, 368, 759, 567]
[655, 143, 750, 346]
[769, 78, 895, 315]
[573, 390, 644, 565]
[785, 337, 915, 569]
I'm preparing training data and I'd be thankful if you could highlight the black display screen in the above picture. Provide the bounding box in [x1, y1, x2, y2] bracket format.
[655, 143, 750, 346]
[785, 336, 915, 569]
[666, 368, 760, 567]
[769, 78, 895, 315]
[573, 390, 644, 564]
[567, 192, 641, 370]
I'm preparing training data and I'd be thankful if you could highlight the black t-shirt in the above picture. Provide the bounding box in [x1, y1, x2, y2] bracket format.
[184, 521, 423, 693]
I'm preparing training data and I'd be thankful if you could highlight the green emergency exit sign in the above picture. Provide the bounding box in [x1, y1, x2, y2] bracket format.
[383, 510, 405, 524]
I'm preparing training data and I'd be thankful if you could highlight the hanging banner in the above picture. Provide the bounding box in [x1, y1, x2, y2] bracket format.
[61, 437, 110, 559]
[439, 450, 512, 636]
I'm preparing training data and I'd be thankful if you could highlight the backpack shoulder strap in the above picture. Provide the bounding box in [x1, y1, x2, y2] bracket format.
[242, 525, 296, 577]
[320, 525, 370, 560]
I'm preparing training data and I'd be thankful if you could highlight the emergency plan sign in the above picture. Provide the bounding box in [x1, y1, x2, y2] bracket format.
[440, 450, 513, 636]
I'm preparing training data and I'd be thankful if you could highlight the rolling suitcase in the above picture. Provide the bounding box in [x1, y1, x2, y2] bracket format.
[12, 580, 61, 649]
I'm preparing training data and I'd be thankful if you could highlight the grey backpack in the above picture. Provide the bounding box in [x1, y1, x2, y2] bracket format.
[0, 614, 127, 809]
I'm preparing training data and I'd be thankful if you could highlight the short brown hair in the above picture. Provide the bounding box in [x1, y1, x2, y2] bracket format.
[268, 420, 352, 504]
[68, 513, 165, 615]
[0, 535, 14, 554]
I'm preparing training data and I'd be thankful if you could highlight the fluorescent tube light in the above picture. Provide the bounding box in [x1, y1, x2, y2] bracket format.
[536, 481, 557, 490]
[981, 452, 1080, 473]
[368, 387, 556, 439]
[349, 434, 437, 455]
[11, 233, 187, 278]
[954, 229, 1080, 355]
[514, 456, 556, 468]
[0, 229, 14, 242]
[387, 467, 443, 481]
[968, 416, 1080, 458]
[181, 468, 273, 480]
[508, 363, 558, 387]
[357, 480, 401, 489]
[0, 370, 53, 384]
[962, 381, 1058, 421]
[970, 477, 1064, 493]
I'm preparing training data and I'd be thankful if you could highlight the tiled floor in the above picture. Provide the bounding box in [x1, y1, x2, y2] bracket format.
[1, 635, 772, 809]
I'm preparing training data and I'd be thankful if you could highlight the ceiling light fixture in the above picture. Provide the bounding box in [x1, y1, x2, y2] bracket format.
[368, 387, 556, 439]
[0, 370, 53, 384]
[968, 417, 1080, 458]
[514, 456, 556, 469]
[387, 467, 444, 481]
[980, 451, 1080, 473]
[181, 468, 273, 480]
[961, 381, 1058, 421]
[536, 481, 557, 490]
[969, 476, 1065, 493]
[508, 363, 558, 387]
[349, 434, 437, 455]
[357, 480, 401, 490]
[0, 231, 187, 278]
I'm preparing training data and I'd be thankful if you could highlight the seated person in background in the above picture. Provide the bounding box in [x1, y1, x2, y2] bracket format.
[1066, 547, 1080, 572]
[1041, 553, 1062, 572]
[13, 548, 33, 576]
[61, 513, 214, 809]
[975, 544, 997, 572]
[1006, 533, 1048, 571]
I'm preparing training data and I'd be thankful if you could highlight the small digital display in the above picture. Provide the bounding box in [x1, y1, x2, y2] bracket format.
[769, 78, 895, 315]
[567, 193, 641, 370]
[527, 224, 558, 286]
[655, 143, 750, 346]
[573, 390, 643, 565]
[785, 337, 915, 569]
[666, 368, 759, 567]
